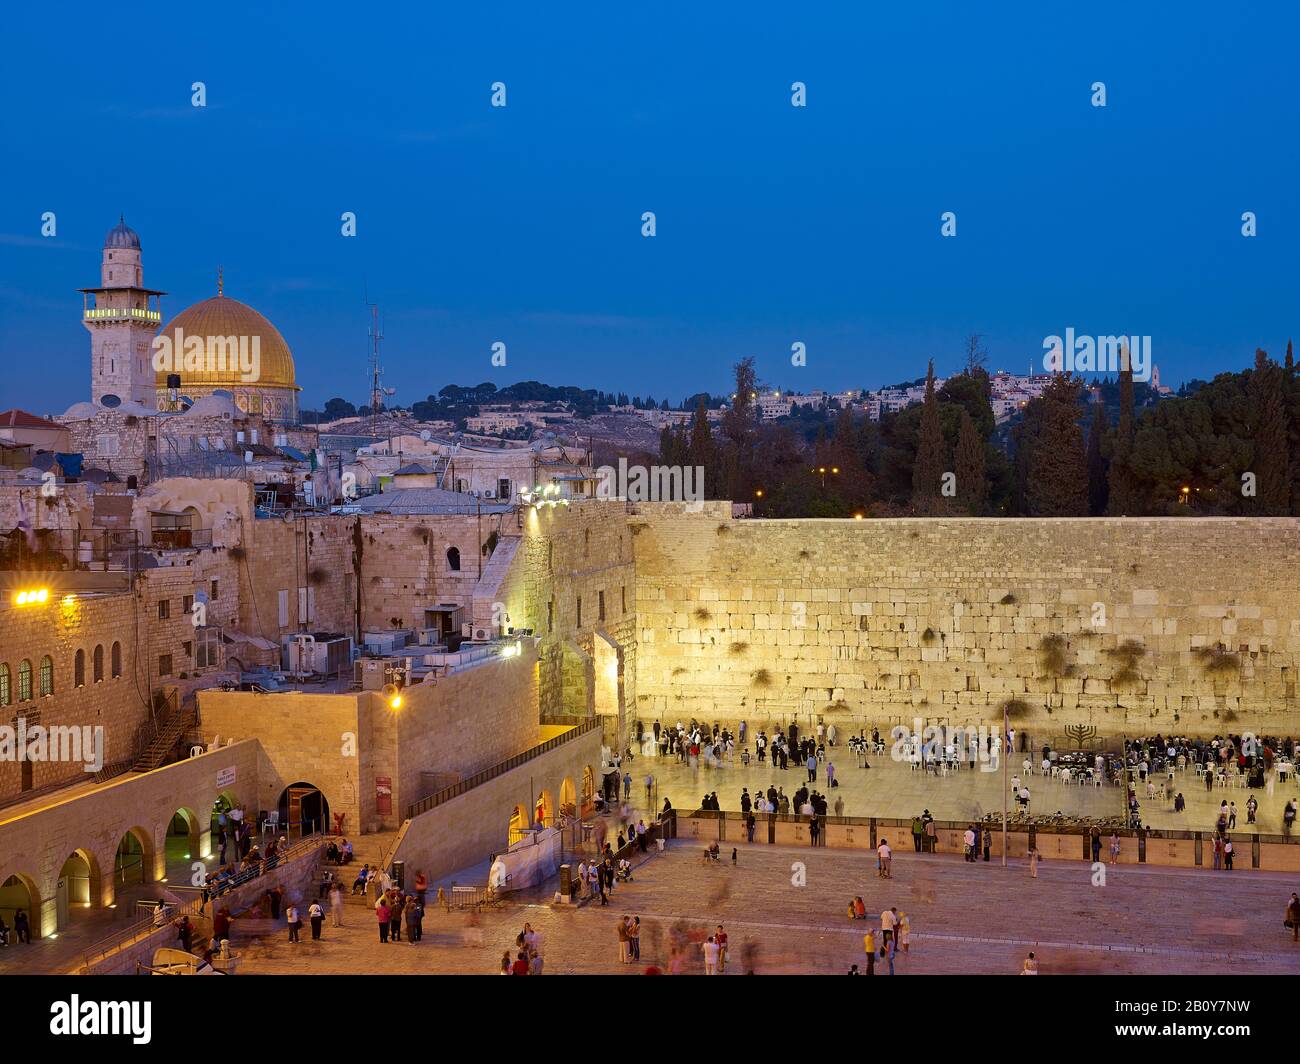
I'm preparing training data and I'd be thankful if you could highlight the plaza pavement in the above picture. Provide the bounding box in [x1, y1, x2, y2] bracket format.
[234, 839, 1300, 975]
[634, 745, 1295, 835]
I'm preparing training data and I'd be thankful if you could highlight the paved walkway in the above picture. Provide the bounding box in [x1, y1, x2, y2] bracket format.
[633, 746, 1295, 833]
[235, 840, 1300, 975]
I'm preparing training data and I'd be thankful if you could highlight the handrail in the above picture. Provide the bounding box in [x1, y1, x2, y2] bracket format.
[79, 832, 325, 973]
[406, 719, 600, 819]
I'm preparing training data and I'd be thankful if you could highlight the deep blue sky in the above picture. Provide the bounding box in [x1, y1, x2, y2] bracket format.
[1, 1, 1297, 415]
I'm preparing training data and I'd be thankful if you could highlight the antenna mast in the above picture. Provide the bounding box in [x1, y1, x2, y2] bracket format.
[366, 300, 385, 440]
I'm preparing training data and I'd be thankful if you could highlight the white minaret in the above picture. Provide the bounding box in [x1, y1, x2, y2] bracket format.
[81, 217, 165, 408]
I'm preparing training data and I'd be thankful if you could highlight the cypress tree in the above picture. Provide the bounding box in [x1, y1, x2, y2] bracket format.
[1087, 398, 1109, 515]
[911, 360, 948, 513]
[1028, 377, 1089, 516]
[1250, 351, 1291, 514]
[1107, 364, 1140, 515]
[954, 407, 987, 513]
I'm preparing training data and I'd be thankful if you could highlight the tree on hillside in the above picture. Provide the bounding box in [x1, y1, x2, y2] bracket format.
[911, 361, 948, 513]
[1087, 398, 1109, 516]
[1026, 376, 1089, 516]
[1107, 363, 1142, 515]
[1249, 349, 1292, 514]
[954, 407, 987, 513]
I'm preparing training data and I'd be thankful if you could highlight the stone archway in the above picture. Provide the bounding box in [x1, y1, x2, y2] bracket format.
[113, 826, 156, 890]
[277, 782, 330, 838]
[0, 872, 40, 939]
[559, 777, 577, 818]
[508, 803, 529, 846]
[56, 849, 102, 928]
[534, 789, 554, 829]
[166, 807, 204, 881]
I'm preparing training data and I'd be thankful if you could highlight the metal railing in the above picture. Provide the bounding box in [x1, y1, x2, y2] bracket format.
[406, 719, 600, 819]
[79, 832, 325, 974]
[81, 898, 202, 975]
[0, 528, 140, 573]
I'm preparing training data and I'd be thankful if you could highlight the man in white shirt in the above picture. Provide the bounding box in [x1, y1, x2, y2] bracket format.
[702, 935, 721, 975]
[880, 906, 898, 946]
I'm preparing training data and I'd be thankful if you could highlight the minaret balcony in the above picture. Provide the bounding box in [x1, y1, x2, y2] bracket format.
[83, 307, 162, 323]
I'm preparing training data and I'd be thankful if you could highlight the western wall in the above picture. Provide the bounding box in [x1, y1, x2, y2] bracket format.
[628, 513, 1300, 743]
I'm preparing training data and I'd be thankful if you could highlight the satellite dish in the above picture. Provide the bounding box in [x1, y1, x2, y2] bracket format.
[419, 430, 431, 441]
[100, 394, 121, 408]
[282, 510, 296, 524]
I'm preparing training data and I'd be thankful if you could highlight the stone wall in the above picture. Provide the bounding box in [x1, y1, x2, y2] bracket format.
[485, 502, 643, 741]
[0, 740, 261, 937]
[0, 589, 147, 802]
[633, 514, 1300, 739]
[391, 725, 604, 884]
[198, 642, 541, 835]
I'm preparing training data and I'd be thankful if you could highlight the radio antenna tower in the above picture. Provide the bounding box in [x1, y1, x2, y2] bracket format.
[366, 298, 385, 440]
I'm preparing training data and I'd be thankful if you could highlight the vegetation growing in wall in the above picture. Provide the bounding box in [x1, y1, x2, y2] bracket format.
[1001, 698, 1032, 720]
[1196, 644, 1241, 678]
[693, 606, 712, 623]
[728, 641, 750, 655]
[228, 546, 246, 561]
[999, 593, 1017, 605]
[921, 627, 936, 644]
[1105, 639, 1146, 690]
[1037, 634, 1072, 677]
[751, 668, 772, 688]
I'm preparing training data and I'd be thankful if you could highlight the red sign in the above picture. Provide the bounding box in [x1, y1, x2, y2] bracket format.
[376, 776, 392, 816]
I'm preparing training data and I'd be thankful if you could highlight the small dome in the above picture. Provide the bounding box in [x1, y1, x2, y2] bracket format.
[105, 216, 141, 250]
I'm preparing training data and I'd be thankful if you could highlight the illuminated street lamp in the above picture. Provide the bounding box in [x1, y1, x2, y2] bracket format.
[14, 588, 50, 606]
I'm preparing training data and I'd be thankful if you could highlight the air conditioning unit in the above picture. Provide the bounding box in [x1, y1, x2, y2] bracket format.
[282, 633, 353, 676]
[356, 656, 410, 691]
[483, 489, 496, 499]
[363, 630, 408, 656]
[460, 622, 495, 642]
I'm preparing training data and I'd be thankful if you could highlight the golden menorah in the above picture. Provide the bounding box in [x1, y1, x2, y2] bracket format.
[1063, 723, 1099, 749]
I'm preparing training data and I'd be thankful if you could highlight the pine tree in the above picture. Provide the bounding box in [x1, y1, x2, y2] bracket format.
[954, 407, 987, 513]
[911, 360, 948, 513]
[1027, 377, 1089, 516]
[1087, 398, 1109, 515]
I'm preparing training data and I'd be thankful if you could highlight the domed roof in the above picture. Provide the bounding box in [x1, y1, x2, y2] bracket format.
[105, 216, 141, 250]
[156, 294, 298, 392]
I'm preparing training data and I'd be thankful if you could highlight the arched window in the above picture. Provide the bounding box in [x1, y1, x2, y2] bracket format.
[39, 655, 53, 697]
[17, 660, 32, 702]
[111, 642, 122, 678]
[75, 649, 85, 688]
[446, 547, 461, 572]
[0, 664, 9, 706]
[93, 645, 104, 683]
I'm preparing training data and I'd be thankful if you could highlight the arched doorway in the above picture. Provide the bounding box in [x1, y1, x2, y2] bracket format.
[114, 827, 154, 889]
[0, 873, 38, 940]
[211, 790, 240, 836]
[508, 803, 529, 845]
[559, 777, 577, 819]
[166, 808, 203, 879]
[277, 783, 329, 839]
[56, 850, 101, 928]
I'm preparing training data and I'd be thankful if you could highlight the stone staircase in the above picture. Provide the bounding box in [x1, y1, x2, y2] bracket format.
[329, 831, 400, 908]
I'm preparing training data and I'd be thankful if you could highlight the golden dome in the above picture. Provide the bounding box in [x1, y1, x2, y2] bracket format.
[156, 294, 298, 392]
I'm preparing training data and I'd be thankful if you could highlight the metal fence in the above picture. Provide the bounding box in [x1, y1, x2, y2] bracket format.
[406, 719, 600, 819]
